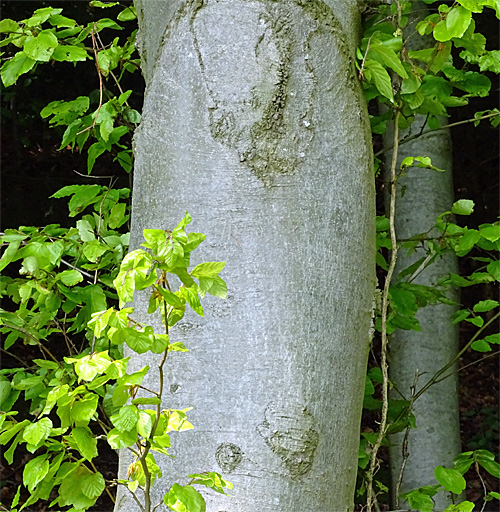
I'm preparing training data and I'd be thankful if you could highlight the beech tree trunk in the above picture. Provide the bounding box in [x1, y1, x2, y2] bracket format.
[384, 5, 461, 506]
[116, 1, 375, 511]
[385, 117, 461, 511]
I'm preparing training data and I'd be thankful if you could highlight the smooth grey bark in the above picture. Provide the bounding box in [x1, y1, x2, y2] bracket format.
[117, 1, 375, 511]
[385, 119, 461, 510]
[384, 6, 461, 508]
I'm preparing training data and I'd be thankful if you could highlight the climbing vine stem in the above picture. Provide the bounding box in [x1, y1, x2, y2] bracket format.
[366, 108, 401, 511]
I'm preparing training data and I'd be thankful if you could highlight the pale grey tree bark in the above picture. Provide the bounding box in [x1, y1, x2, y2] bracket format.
[384, 5, 461, 510]
[116, 1, 375, 511]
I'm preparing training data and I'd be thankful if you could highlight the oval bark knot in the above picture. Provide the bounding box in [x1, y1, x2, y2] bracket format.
[215, 442, 243, 473]
[257, 402, 319, 478]
[191, 0, 347, 185]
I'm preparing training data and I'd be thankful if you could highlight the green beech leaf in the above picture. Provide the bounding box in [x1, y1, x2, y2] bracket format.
[23, 453, 50, 491]
[77, 219, 95, 242]
[400, 156, 444, 172]
[94, 18, 123, 31]
[442, 502, 475, 512]
[473, 300, 499, 312]
[164, 484, 206, 512]
[132, 396, 161, 406]
[156, 287, 185, 308]
[456, 1, 483, 12]
[117, 6, 137, 21]
[108, 202, 127, 229]
[452, 199, 474, 215]
[22, 7, 62, 26]
[23, 30, 58, 62]
[23, 418, 53, 446]
[456, 229, 481, 254]
[124, 328, 154, 354]
[58, 269, 84, 286]
[107, 427, 137, 449]
[368, 44, 408, 78]
[58, 465, 97, 508]
[465, 316, 484, 327]
[111, 404, 139, 432]
[1, 51, 36, 87]
[487, 260, 500, 281]
[87, 142, 107, 174]
[480, 224, 500, 242]
[188, 472, 233, 494]
[446, 6, 472, 38]
[48, 14, 77, 27]
[435, 466, 466, 494]
[90, 1, 120, 8]
[168, 341, 189, 352]
[471, 339, 491, 352]
[71, 394, 99, 423]
[72, 426, 98, 461]
[66, 351, 113, 381]
[433, 20, 453, 42]
[41, 97, 90, 125]
[83, 240, 109, 262]
[0, 19, 21, 33]
[484, 333, 500, 344]
[363, 59, 393, 101]
[180, 286, 204, 316]
[166, 409, 193, 432]
[52, 44, 88, 62]
[80, 471, 105, 498]
[477, 459, 500, 478]
[191, 262, 226, 278]
[0, 240, 22, 272]
[0, 380, 12, 406]
[114, 249, 154, 307]
[137, 410, 153, 438]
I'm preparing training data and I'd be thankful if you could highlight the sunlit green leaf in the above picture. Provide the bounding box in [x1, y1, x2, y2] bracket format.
[452, 199, 474, 215]
[164, 484, 206, 512]
[72, 426, 98, 461]
[52, 44, 88, 62]
[1, 51, 36, 87]
[23, 418, 53, 446]
[435, 466, 466, 494]
[23, 453, 50, 491]
[23, 30, 58, 62]
[58, 269, 83, 286]
[111, 404, 139, 432]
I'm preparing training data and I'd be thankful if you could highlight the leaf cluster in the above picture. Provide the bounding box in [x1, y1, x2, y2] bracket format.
[1, 207, 231, 511]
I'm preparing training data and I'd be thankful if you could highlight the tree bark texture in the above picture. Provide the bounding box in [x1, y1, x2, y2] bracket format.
[117, 1, 375, 511]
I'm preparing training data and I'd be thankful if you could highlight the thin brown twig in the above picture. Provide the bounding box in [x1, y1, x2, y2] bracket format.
[2, 324, 62, 367]
[476, 462, 489, 512]
[53, 318, 77, 356]
[375, 112, 500, 157]
[77, 25, 104, 136]
[72, 169, 116, 179]
[0, 347, 30, 367]
[366, 108, 402, 511]
[434, 348, 500, 385]
[394, 370, 420, 508]
[414, 311, 500, 401]
[359, 33, 376, 81]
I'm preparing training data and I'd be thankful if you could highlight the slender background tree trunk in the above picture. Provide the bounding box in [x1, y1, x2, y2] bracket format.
[385, 117, 461, 510]
[116, 1, 375, 510]
[384, 5, 461, 507]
